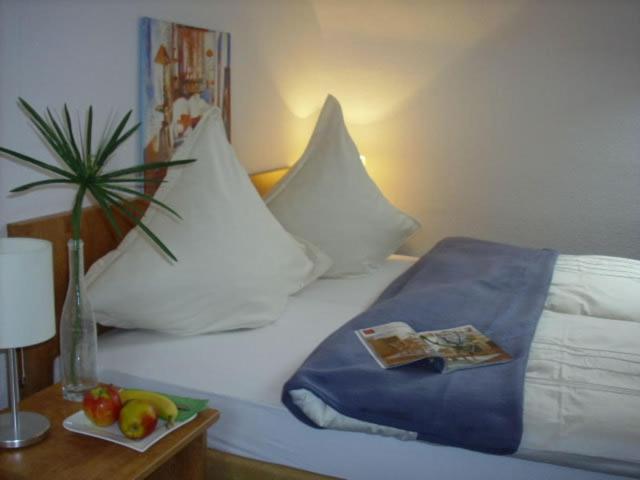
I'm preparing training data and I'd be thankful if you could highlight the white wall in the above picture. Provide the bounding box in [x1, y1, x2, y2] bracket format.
[2, 0, 638, 254]
[309, 0, 640, 259]
[1, 0, 639, 406]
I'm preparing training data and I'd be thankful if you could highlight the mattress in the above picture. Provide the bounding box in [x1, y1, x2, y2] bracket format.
[94, 254, 639, 480]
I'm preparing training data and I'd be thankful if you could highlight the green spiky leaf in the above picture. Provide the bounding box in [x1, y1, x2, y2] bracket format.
[102, 184, 181, 218]
[88, 185, 123, 238]
[0, 146, 74, 179]
[10, 178, 75, 193]
[63, 104, 83, 163]
[94, 110, 132, 168]
[18, 99, 69, 164]
[94, 177, 166, 185]
[46, 108, 82, 173]
[101, 158, 196, 178]
[95, 123, 140, 168]
[103, 189, 177, 261]
[85, 106, 93, 166]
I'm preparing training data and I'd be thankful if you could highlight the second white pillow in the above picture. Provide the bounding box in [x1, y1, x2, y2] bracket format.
[267, 95, 420, 277]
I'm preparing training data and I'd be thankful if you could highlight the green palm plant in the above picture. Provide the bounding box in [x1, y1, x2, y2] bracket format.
[0, 98, 195, 397]
[1, 98, 194, 259]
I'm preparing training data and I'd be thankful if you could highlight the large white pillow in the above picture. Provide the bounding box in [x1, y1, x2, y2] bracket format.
[266, 95, 420, 277]
[87, 108, 330, 335]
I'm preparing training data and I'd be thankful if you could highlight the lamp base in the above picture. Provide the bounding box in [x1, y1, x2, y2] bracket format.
[0, 411, 50, 448]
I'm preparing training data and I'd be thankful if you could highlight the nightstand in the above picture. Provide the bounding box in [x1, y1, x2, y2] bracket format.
[0, 383, 219, 479]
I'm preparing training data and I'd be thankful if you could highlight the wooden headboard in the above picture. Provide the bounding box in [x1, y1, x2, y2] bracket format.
[7, 167, 287, 398]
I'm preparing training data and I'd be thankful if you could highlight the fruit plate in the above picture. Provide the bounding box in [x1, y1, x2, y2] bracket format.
[63, 410, 197, 452]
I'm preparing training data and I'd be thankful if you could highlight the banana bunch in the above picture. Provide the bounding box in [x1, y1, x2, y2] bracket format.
[120, 389, 178, 424]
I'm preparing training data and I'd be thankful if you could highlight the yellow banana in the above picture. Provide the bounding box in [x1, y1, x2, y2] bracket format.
[120, 389, 178, 423]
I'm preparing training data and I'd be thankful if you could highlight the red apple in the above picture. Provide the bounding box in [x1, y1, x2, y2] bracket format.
[83, 384, 122, 427]
[118, 400, 158, 440]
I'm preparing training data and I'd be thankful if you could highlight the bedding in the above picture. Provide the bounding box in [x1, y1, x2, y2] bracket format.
[86, 108, 330, 335]
[283, 237, 559, 455]
[266, 95, 420, 278]
[88, 255, 640, 479]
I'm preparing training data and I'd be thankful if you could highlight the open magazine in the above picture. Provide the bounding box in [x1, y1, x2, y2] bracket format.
[356, 322, 512, 373]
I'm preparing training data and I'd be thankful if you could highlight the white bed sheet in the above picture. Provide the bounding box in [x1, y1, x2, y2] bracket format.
[94, 255, 637, 480]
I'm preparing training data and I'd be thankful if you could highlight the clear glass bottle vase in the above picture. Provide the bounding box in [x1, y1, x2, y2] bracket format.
[60, 239, 98, 401]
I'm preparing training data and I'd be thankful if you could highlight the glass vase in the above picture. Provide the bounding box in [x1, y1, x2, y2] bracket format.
[60, 239, 98, 401]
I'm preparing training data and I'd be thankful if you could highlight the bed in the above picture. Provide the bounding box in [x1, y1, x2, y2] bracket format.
[10, 206, 640, 479]
[92, 254, 640, 480]
[7, 100, 639, 480]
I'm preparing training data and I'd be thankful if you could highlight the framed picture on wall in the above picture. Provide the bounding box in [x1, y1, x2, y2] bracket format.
[139, 17, 231, 193]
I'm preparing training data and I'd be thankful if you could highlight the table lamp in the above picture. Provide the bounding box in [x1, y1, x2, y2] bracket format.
[0, 238, 55, 448]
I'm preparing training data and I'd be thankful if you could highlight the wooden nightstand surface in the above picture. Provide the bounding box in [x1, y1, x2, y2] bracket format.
[0, 383, 219, 480]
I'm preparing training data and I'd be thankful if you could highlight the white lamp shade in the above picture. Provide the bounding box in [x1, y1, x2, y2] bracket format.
[0, 238, 55, 349]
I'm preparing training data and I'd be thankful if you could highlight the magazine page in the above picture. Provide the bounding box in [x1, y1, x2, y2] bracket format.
[418, 325, 512, 373]
[355, 322, 430, 369]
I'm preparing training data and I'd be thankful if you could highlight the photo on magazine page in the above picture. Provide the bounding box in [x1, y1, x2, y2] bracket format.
[418, 325, 512, 372]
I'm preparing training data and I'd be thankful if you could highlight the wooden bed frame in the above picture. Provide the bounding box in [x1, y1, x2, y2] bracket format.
[6, 166, 332, 479]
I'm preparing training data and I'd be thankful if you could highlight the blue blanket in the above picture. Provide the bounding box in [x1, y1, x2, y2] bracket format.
[282, 237, 558, 454]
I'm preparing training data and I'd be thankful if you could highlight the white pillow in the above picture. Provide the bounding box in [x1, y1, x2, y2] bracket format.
[266, 95, 420, 277]
[87, 108, 330, 335]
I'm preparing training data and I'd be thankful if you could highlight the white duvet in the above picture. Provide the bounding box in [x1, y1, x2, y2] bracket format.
[292, 254, 640, 476]
[522, 255, 640, 473]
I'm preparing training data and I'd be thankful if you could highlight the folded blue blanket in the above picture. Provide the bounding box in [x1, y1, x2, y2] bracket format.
[282, 237, 558, 454]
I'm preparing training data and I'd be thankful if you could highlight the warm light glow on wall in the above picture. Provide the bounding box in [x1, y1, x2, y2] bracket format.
[265, 0, 527, 177]
[281, 89, 326, 119]
[282, 79, 421, 125]
[280, 86, 410, 125]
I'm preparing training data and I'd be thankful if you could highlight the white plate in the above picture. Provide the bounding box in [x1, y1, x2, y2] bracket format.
[63, 410, 197, 452]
